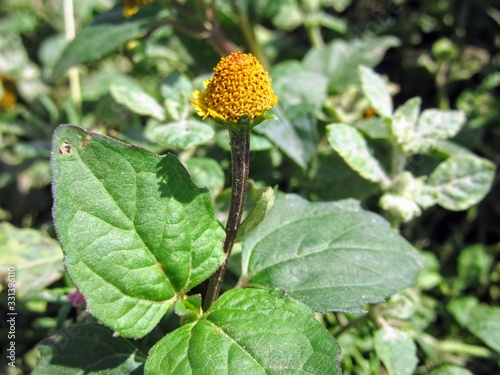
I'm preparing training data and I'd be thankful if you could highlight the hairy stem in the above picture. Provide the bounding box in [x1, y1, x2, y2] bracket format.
[204, 130, 250, 310]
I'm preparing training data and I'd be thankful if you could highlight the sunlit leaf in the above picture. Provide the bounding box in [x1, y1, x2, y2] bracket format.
[52, 125, 225, 337]
[146, 289, 341, 374]
[240, 194, 423, 313]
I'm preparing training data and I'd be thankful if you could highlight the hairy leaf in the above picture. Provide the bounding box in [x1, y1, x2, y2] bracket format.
[390, 97, 421, 145]
[359, 66, 393, 117]
[406, 109, 466, 153]
[146, 289, 341, 374]
[51, 125, 225, 337]
[240, 194, 423, 312]
[327, 123, 389, 185]
[419, 154, 495, 210]
[303, 37, 400, 92]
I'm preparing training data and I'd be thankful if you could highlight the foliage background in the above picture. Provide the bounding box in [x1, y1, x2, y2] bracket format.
[0, 0, 499, 374]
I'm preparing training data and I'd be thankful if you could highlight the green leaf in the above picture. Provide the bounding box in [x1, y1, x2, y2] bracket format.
[254, 63, 327, 169]
[390, 97, 421, 145]
[303, 37, 400, 92]
[355, 117, 391, 140]
[175, 294, 202, 318]
[33, 323, 145, 374]
[359, 66, 393, 117]
[467, 305, 500, 353]
[406, 109, 466, 153]
[51, 125, 225, 337]
[183, 157, 225, 199]
[271, 62, 328, 113]
[0, 34, 30, 76]
[429, 365, 474, 375]
[51, 22, 145, 79]
[215, 183, 272, 228]
[379, 172, 425, 223]
[216, 130, 273, 152]
[0, 222, 64, 293]
[374, 326, 418, 375]
[256, 105, 317, 169]
[448, 296, 478, 327]
[270, 1, 302, 29]
[146, 289, 341, 374]
[317, 11, 347, 33]
[432, 140, 473, 159]
[110, 82, 166, 121]
[81, 72, 140, 101]
[161, 73, 193, 121]
[419, 154, 495, 210]
[147, 121, 215, 150]
[457, 244, 493, 289]
[240, 194, 423, 313]
[247, 132, 274, 151]
[448, 299, 500, 355]
[39, 33, 68, 72]
[236, 187, 275, 242]
[326, 123, 390, 185]
[307, 151, 378, 201]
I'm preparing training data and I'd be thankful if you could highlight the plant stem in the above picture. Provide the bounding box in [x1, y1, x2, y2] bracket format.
[388, 145, 408, 229]
[390, 144, 407, 180]
[230, 0, 269, 69]
[417, 332, 494, 359]
[330, 313, 369, 337]
[305, 23, 324, 48]
[203, 0, 238, 55]
[435, 60, 451, 110]
[437, 339, 493, 358]
[63, 0, 81, 113]
[204, 129, 250, 310]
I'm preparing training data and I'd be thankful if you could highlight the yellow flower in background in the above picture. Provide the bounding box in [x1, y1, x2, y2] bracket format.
[123, 0, 153, 17]
[0, 76, 16, 112]
[191, 52, 278, 127]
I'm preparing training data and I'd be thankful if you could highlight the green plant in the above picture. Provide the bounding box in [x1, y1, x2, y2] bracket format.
[44, 45, 428, 371]
[1, 1, 499, 374]
[328, 66, 495, 227]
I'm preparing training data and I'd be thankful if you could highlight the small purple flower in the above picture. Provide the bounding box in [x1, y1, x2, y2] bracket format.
[67, 288, 86, 308]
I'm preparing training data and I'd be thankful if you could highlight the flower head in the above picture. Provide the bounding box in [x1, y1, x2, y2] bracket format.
[191, 52, 278, 129]
[123, 0, 153, 17]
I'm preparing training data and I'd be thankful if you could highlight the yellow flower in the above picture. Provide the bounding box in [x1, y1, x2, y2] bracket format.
[0, 76, 16, 112]
[190, 52, 278, 127]
[123, 0, 153, 17]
